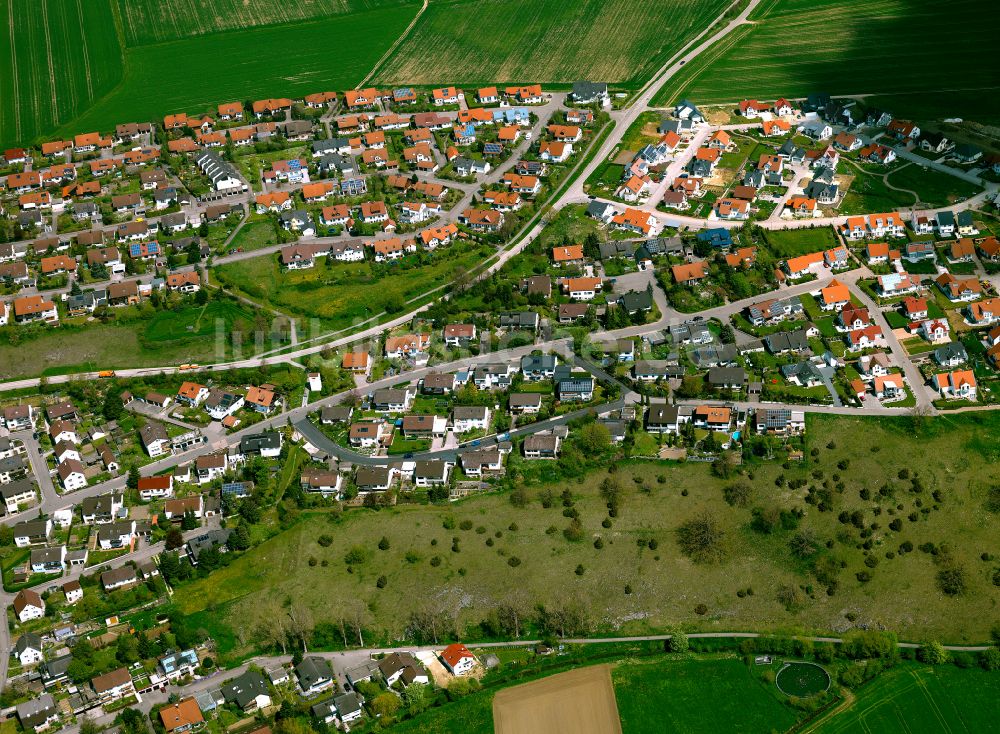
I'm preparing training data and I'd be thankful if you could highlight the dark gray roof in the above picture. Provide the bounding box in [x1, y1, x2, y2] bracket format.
[222, 670, 269, 709]
[296, 656, 334, 690]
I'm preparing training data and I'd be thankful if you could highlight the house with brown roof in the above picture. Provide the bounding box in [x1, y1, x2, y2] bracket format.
[92, 667, 135, 702]
[672, 261, 707, 284]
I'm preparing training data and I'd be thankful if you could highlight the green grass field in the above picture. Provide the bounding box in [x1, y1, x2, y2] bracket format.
[653, 0, 1000, 123]
[885, 164, 983, 208]
[762, 227, 837, 257]
[813, 664, 1000, 733]
[375, 0, 729, 88]
[211, 242, 490, 332]
[0, 322, 224, 380]
[174, 411, 1000, 658]
[0, 0, 123, 147]
[615, 657, 799, 734]
[143, 301, 256, 343]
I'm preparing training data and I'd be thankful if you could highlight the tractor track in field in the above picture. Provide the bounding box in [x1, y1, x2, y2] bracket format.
[40, 0, 60, 122]
[7, 0, 21, 140]
[75, 0, 94, 98]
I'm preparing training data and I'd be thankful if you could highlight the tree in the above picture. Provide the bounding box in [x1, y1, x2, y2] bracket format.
[102, 391, 124, 421]
[578, 422, 611, 454]
[165, 527, 184, 550]
[181, 511, 198, 530]
[722, 479, 753, 507]
[401, 682, 432, 715]
[599, 477, 624, 514]
[378, 535, 390, 551]
[668, 630, 689, 653]
[676, 512, 726, 563]
[370, 692, 401, 718]
[228, 522, 251, 551]
[918, 641, 949, 665]
[126, 465, 140, 490]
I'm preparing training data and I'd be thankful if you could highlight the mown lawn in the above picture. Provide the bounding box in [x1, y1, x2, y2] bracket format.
[175, 412, 1000, 659]
[615, 657, 798, 734]
[885, 164, 983, 208]
[762, 227, 838, 258]
[143, 301, 257, 343]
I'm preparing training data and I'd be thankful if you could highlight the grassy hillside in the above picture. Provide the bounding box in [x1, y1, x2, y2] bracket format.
[653, 0, 1000, 122]
[175, 411, 1000, 657]
[374, 0, 729, 88]
[115, 0, 416, 46]
[0, 0, 124, 146]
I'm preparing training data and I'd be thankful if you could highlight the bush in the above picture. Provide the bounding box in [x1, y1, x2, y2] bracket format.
[507, 556, 521, 567]
[918, 641, 949, 665]
[979, 648, 1000, 671]
[378, 536, 390, 551]
[317, 534, 333, 547]
[376, 575, 387, 589]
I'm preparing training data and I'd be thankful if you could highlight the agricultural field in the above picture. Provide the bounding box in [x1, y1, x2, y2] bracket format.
[115, 0, 416, 46]
[494, 665, 622, 734]
[813, 664, 1000, 733]
[174, 411, 1000, 661]
[0, 0, 124, 147]
[374, 0, 730, 88]
[614, 657, 798, 734]
[54, 5, 418, 140]
[211, 241, 491, 332]
[653, 0, 1000, 124]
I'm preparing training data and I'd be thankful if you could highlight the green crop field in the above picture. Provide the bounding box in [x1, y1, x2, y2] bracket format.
[174, 411, 1000, 660]
[813, 664, 1000, 733]
[115, 0, 414, 46]
[615, 657, 798, 734]
[374, 0, 729, 88]
[0, 0, 123, 147]
[653, 0, 1000, 123]
[52, 4, 418, 141]
[0, 1, 419, 148]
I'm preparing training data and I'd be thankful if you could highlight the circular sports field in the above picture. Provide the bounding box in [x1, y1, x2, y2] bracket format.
[775, 662, 831, 697]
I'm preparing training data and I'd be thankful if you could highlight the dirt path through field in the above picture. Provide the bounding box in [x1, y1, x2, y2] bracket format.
[356, 0, 428, 89]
